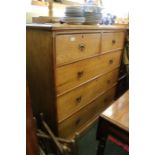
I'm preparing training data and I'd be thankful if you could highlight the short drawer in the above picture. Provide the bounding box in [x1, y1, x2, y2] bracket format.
[57, 69, 119, 122]
[55, 33, 101, 66]
[58, 86, 116, 138]
[56, 50, 122, 95]
[102, 32, 125, 52]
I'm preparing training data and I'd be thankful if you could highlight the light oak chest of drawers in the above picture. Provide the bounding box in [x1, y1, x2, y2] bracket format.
[26, 23, 127, 139]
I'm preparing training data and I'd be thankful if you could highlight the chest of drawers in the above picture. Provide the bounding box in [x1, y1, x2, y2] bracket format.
[26, 24, 127, 139]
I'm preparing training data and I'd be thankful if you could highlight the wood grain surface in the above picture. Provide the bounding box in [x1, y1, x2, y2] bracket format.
[58, 86, 116, 138]
[26, 25, 127, 138]
[100, 90, 129, 132]
[56, 33, 101, 65]
[26, 82, 39, 155]
[26, 23, 128, 31]
[56, 50, 122, 95]
[57, 69, 119, 122]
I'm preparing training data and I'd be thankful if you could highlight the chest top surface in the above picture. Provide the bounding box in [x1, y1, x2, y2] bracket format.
[26, 23, 128, 31]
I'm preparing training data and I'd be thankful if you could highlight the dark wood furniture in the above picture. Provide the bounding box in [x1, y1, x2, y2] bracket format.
[96, 90, 129, 155]
[26, 82, 39, 155]
[115, 30, 129, 99]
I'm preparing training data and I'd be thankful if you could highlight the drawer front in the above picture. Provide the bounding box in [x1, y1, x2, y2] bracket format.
[57, 69, 119, 122]
[58, 86, 116, 138]
[56, 50, 122, 95]
[56, 33, 101, 66]
[102, 32, 125, 52]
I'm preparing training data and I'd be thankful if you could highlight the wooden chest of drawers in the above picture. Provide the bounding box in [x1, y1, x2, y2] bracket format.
[26, 23, 127, 139]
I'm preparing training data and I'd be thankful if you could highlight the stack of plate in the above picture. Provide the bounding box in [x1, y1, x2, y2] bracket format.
[62, 6, 85, 25]
[65, 6, 84, 17]
[62, 17, 85, 25]
[83, 5, 103, 25]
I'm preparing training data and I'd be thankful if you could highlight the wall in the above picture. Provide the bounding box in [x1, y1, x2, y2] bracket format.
[103, 0, 129, 18]
[26, 0, 66, 23]
[26, 0, 129, 24]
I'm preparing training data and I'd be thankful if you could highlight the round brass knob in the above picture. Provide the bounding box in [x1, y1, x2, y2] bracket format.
[112, 40, 116, 44]
[79, 43, 86, 51]
[77, 71, 84, 78]
[75, 118, 81, 125]
[76, 96, 82, 104]
[109, 59, 113, 64]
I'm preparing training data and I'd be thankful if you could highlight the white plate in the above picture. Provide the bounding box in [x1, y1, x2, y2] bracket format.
[62, 17, 85, 24]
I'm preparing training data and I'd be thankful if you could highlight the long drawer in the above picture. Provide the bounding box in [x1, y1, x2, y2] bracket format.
[58, 86, 116, 138]
[57, 69, 119, 122]
[102, 32, 125, 52]
[56, 50, 122, 95]
[56, 33, 101, 66]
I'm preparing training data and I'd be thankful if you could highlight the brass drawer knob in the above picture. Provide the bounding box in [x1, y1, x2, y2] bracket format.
[79, 43, 86, 51]
[76, 96, 82, 104]
[109, 59, 113, 64]
[75, 118, 81, 125]
[112, 40, 116, 44]
[77, 71, 84, 78]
